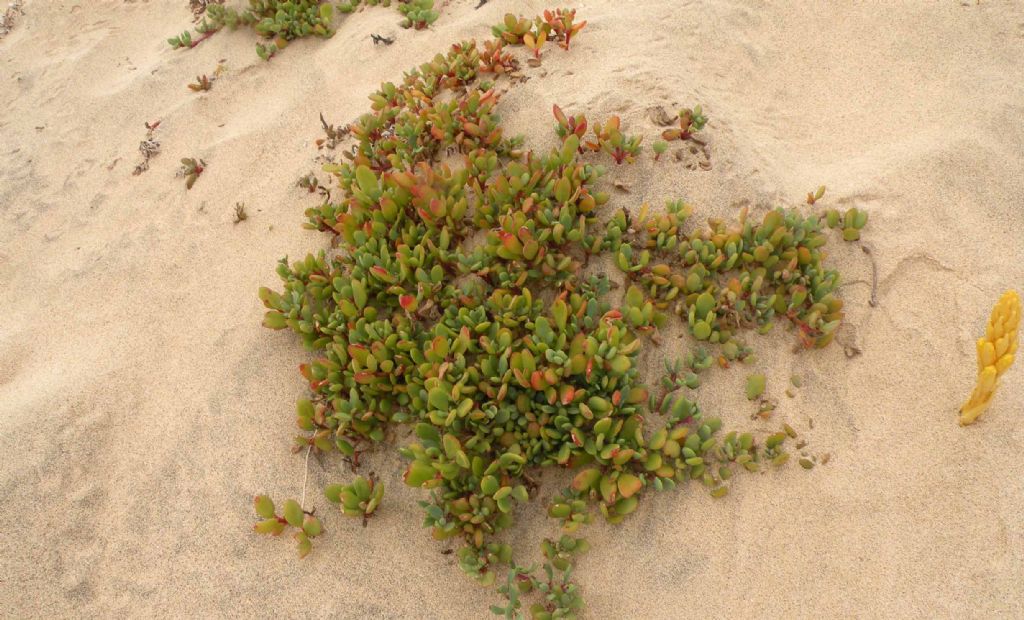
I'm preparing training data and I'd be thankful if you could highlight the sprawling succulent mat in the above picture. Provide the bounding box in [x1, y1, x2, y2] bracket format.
[254, 10, 867, 618]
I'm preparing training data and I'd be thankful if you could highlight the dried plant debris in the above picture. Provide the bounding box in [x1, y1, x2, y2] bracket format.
[178, 157, 206, 190]
[648, 105, 676, 127]
[186, 62, 226, 93]
[0, 1, 23, 39]
[132, 121, 162, 176]
[233, 202, 248, 223]
[253, 10, 868, 614]
[188, 74, 213, 92]
[315, 112, 349, 151]
[371, 33, 394, 46]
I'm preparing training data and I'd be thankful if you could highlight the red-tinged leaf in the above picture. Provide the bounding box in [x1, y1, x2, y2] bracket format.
[399, 294, 418, 311]
[262, 311, 287, 330]
[354, 371, 376, 384]
[254, 495, 275, 519]
[553, 104, 567, 126]
[611, 390, 622, 406]
[530, 370, 545, 390]
[254, 518, 286, 535]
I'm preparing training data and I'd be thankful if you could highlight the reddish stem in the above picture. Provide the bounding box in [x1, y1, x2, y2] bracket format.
[189, 29, 219, 49]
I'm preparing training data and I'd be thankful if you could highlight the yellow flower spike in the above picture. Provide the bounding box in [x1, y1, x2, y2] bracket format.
[960, 290, 1020, 425]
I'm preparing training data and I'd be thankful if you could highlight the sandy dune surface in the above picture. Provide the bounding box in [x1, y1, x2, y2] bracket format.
[2, 0, 1023, 617]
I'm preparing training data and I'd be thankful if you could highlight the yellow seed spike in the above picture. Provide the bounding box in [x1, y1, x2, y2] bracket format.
[978, 340, 996, 368]
[996, 353, 1014, 375]
[960, 290, 1020, 426]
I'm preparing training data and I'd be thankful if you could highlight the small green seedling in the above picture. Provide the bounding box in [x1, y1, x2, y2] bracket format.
[746, 373, 766, 400]
[806, 185, 826, 205]
[399, 0, 439, 30]
[542, 8, 586, 50]
[253, 495, 323, 558]
[652, 140, 668, 161]
[661, 105, 708, 142]
[179, 157, 206, 190]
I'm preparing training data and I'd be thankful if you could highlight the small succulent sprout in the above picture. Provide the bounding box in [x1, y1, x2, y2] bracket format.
[661, 105, 707, 141]
[547, 491, 590, 533]
[252, 495, 322, 558]
[325, 474, 385, 522]
[840, 207, 869, 241]
[399, 0, 439, 30]
[493, 13, 533, 44]
[167, 30, 194, 48]
[586, 116, 643, 164]
[960, 290, 1019, 425]
[523, 25, 548, 59]
[746, 373, 766, 400]
[652, 140, 668, 161]
[806, 185, 826, 205]
[541, 8, 586, 50]
[179, 157, 206, 190]
[552, 104, 587, 145]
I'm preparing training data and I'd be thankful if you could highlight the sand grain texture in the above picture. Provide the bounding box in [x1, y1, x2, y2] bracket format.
[2, 0, 1023, 617]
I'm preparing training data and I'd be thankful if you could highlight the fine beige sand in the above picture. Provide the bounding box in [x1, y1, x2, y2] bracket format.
[2, 1, 1023, 617]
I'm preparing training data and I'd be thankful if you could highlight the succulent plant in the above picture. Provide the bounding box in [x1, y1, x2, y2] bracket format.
[806, 184, 826, 205]
[541, 8, 586, 51]
[661, 105, 708, 142]
[960, 290, 1019, 425]
[585, 116, 642, 165]
[324, 474, 384, 522]
[746, 373, 766, 400]
[399, 0, 439, 30]
[179, 157, 206, 190]
[652, 140, 668, 161]
[256, 10, 859, 614]
[168, 0, 337, 60]
[252, 495, 323, 558]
